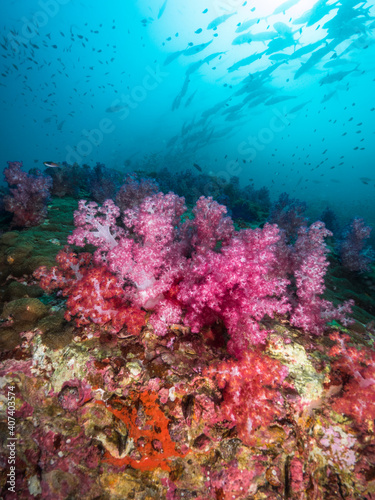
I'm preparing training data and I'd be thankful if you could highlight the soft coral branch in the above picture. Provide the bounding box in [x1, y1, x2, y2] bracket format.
[290, 222, 353, 335]
[179, 223, 291, 357]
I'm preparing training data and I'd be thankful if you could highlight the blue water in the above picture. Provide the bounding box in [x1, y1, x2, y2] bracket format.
[0, 0, 374, 228]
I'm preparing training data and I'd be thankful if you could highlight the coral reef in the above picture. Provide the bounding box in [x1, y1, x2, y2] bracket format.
[0, 184, 374, 499]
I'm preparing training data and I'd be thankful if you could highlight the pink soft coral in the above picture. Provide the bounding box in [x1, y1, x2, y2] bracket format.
[68, 192, 189, 335]
[68, 199, 124, 261]
[179, 223, 291, 357]
[289, 222, 353, 335]
[190, 196, 234, 252]
[49, 195, 353, 343]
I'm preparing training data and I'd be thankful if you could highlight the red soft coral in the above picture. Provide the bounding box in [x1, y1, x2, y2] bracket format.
[35, 248, 145, 335]
[205, 351, 288, 445]
[329, 332, 375, 433]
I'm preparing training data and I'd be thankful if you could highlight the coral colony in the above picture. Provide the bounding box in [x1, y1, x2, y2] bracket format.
[3, 161, 52, 228]
[0, 160, 374, 499]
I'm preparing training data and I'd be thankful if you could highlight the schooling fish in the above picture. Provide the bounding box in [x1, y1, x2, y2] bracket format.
[360, 177, 371, 184]
[265, 95, 297, 105]
[44, 161, 60, 168]
[319, 66, 359, 85]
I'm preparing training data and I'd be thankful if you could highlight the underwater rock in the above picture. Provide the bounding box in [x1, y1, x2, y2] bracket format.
[99, 468, 163, 499]
[1, 317, 375, 499]
[37, 312, 75, 350]
[2, 243, 34, 277]
[0, 326, 21, 351]
[267, 329, 325, 401]
[3, 281, 43, 301]
[0, 231, 19, 247]
[82, 402, 131, 459]
[1, 297, 48, 330]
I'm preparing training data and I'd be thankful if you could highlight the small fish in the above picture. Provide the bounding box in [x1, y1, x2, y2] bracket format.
[360, 177, 371, 185]
[44, 161, 60, 168]
[289, 100, 311, 114]
[193, 163, 202, 172]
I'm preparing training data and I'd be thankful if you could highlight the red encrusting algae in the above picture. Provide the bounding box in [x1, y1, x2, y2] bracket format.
[97, 390, 190, 471]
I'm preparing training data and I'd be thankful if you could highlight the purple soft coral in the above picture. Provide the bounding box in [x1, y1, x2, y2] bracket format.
[339, 217, 374, 273]
[4, 161, 52, 227]
[115, 174, 159, 211]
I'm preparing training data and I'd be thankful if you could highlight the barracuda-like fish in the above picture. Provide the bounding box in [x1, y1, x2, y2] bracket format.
[207, 12, 236, 30]
[227, 51, 265, 72]
[157, 0, 168, 19]
[271, 0, 300, 16]
[319, 66, 359, 85]
[183, 40, 213, 56]
[235, 18, 259, 33]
